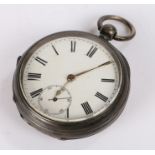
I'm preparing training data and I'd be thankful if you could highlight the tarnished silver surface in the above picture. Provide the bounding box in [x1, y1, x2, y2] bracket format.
[12, 12, 136, 140]
[13, 31, 131, 140]
[98, 15, 136, 41]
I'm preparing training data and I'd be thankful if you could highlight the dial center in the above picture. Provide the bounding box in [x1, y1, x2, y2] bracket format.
[67, 74, 76, 81]
[53, 97, 58, 102]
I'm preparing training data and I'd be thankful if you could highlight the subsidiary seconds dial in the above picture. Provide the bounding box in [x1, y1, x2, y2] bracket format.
[38, 85, 72, 117]
[22, 37, 120, 122]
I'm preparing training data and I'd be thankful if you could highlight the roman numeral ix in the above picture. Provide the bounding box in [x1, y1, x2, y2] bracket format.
[95, 92, 108, 102]
[86, 46, 98, 58]
[27, 73, 41, 81]
[30, 88, 43, 98]
[81, 102, 93, 115]
[35, 57, 47, 66]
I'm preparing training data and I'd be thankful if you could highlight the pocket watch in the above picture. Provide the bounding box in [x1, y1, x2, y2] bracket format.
[13, 15, 136, 140]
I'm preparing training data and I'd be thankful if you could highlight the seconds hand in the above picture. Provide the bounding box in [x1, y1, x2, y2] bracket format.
[48, 97, 71, 101]
[53, 61, 112, 97]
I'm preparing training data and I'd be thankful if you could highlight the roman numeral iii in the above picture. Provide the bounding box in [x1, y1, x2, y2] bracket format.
[81, 102, 93, 115]
[71, 41, 76, 52]
[95, 92, 108, 102]
[35, 57, 47, 66]
[86, 46, 98, 57]
[27, 73, 41, 81]
[30, 88, 43, 98]
[101, 79, 115, 82]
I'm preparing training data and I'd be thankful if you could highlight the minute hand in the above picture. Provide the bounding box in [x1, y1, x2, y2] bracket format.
[74, 61, 112, 77]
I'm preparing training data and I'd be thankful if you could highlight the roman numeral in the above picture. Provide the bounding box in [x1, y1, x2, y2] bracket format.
[101, 79, 115, 82]
[30, 88, 43, 98]
[81, 102, 93, 115]
[71, 41, 76, 52]
[52, 45, 59, 55]
[86, 46, 98, 57]
[67, 108, 69, 118]
[95, 92, 108, 102]
[27, 73, 41, 81]
[35, 57, 47, 66]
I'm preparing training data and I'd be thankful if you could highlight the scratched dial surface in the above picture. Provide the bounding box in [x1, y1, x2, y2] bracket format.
[21, 37, 120, 122]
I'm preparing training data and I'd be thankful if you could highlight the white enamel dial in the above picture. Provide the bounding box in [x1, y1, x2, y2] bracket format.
[21, 37, 120, 122]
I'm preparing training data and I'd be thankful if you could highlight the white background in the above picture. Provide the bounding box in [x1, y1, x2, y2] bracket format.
[0, 4, 155, 150]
